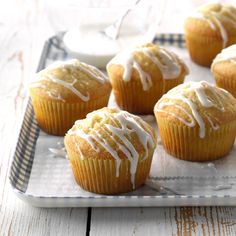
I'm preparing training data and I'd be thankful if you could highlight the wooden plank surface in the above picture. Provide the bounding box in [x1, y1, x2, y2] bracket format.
[1, 0, 236, 236]
[0, 1, 88, 236]
[90, 207, 236, 236]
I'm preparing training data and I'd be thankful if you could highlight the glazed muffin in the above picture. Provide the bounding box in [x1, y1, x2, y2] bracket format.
[184, 3, 236, 67]
[29, 59, 111, 135]
[64, 107, 157, 194]
[106, 43, 188, 114]
[154, 81, 236, 162]
[211, 44, 236, 97]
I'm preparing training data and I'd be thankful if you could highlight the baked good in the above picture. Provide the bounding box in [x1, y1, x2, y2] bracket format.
[154, 81, 236, 162]
[29, 59, 111, 135]
[211, 44, 236, 97]
[64, 107, 157, 194]
[184, 3, 236, 67]
[106, 43, 188, 114]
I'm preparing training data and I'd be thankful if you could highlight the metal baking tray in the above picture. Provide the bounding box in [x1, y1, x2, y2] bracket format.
[9, 33, 236, 207]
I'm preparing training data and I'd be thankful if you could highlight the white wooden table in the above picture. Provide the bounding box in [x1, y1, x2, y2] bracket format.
[1, 1, 236, 235]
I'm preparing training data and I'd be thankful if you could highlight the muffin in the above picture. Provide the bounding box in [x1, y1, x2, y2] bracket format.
[29, 59, 111, 135]
[64, 107, 157, 194]
[154, 81, 236, 162]
[211, 44, 236, 97]
[184, 3, 236, 67]
[106, 43, 188, 114]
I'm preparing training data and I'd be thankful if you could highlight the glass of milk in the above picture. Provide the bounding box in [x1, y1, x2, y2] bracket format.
[44, 0, 163, 68]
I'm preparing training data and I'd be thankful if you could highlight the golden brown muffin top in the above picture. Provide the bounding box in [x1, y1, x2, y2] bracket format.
[154, 81, 236, 138]
[65, 107, 156, 160]
[107, 43, 188, 91]
[199, 3, 236, 20]
[211, 45, 236, 81]
[65, 107, 157, 188]
[29, 59, 111, 102]
[212, 44, 236, 67]
[185, 3, 236, 48]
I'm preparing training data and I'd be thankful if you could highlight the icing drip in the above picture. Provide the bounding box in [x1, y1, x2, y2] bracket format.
[49, 147, 67, 158]
[68, 110, 156, 189]
[213, 14, 228, 48]
[46, 60, 107, 84]
[201, 162, 217, 172]
[155, 81, 230, 138]
[133, 61, 152, 91]
[79, 62, 107, 84]
[195, 14, 228, 48]
[205, 113, 220, 130]
[49, 141, 67, 159]
[212, 44, 236, 66]
[43, 75, 90, 102]
[71, 128, 100, 152]
[193, 4, 236, 48]
[207, 162, 216, 168]
[107, 51, 152, 91]
[46, 90, 65, 102]
[31, 60, 108, 101]
[136, 48, 182, 79]
[145, 179, 182, 195]
[213, 184, 233, 191]
[158, 102, 195, 127]
[107, 46, 184, 91]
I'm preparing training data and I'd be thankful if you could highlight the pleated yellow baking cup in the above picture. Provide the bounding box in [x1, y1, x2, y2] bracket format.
[185, 32, 223, 67]
[164, 74, 185, 93]
[111, 78, 164, 114]
[214, 73, 236, 98]
[156, 117, 236, 162]
[29, 94, 110, 136]
[66, 147, 154, 194]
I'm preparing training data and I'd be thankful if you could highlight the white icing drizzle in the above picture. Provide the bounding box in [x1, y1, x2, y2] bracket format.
[68, 109, 156, 189]
[192, 4, 236, 48]
[79, 62, 107, 84]
[107, 50, 152, 91]
[157, 102, 195, 127]
[206, 18, 217, 30]
[195, 14, 228, 48]
[30, 59, 108, 102]
[133, 61, 152, 91]
[213, 184, 233, 191]
[155, 81, 229, 138]
[107, 46, 184, 91]
[201, 162, 217, 172]
[212, 44, 236, 66]
[46, 60, 107, 84]
[145, 179, 182, 195]
[136, 47, 182, 79]
[43, 75, 90, 102]
[205, 113, 220, 130]
[49, 147, 67, 158]
[207, 162, 216, 168]
[213, 14, 228, 48]
[71, 126, 100, 152]
[46, 90, 65, 102]
[193, 12, 217, 29]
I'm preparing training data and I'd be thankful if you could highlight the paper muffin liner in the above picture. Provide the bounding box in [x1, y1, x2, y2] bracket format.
[185, 32, 224, 67]
[214, 73, 236, 98]
[156, 117, 236, 162]
[164, 75, 185, 93]
[66, 146, 154, 194]
[30, 94, 110, 136]
[111, 79, 164, 114]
